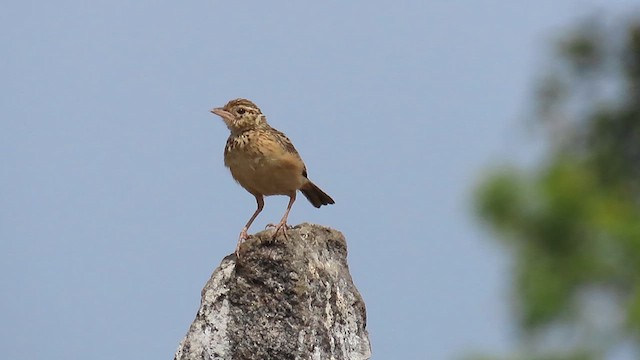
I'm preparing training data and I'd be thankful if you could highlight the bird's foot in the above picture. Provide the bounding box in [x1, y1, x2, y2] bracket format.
[235, 228, 250, 258]
[266, 221, 290, 240]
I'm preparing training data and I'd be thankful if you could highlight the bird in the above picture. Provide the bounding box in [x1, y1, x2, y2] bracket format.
[211, 98, 334, 255]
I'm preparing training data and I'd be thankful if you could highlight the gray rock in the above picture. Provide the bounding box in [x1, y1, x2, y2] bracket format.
[174, 223, 371, 360]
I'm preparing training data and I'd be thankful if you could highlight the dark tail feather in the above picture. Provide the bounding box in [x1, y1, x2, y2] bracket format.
[300, 181, 335, 208]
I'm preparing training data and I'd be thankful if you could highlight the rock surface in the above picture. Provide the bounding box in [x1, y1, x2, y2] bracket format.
[174, 223, 371, 360]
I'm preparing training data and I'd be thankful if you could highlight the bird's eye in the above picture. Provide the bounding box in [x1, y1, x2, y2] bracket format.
[237, 108, 246, 115]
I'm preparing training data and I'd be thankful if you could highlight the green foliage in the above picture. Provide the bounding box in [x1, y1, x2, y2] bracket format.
[474, 15, 640, 359]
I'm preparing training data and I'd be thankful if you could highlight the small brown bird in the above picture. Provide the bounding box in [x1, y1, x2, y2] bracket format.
[211, 98, 334, 254]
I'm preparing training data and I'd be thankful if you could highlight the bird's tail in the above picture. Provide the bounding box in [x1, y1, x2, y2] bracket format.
[300, 180, 335, 208]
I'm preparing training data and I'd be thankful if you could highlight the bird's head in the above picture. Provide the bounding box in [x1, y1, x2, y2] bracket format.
[211, 98, 267, 133]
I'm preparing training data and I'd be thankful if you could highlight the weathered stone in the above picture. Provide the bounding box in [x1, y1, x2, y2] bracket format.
[174, 223, 371, 360]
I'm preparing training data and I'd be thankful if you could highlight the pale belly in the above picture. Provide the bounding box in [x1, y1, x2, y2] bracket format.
[225, 151, 305, 196]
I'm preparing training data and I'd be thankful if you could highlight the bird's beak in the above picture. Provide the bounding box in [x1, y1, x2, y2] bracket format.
[211, 107, 234, 123]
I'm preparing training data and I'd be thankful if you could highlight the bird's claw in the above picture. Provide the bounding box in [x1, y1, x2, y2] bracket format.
[235, 228, 250, 258]
[265, 223, 292, 229]
[266, 222, 290, 240]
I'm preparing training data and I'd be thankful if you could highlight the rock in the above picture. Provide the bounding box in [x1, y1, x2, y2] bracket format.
[174, 223, 371, 360]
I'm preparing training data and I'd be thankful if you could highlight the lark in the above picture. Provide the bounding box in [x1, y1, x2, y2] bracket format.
[211, 98, 334, 254]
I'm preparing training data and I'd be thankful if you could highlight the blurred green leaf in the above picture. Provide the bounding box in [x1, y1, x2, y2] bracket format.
[472, 14, 640, 360]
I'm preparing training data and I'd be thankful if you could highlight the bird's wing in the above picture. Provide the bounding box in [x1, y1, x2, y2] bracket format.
[270, 128, 300, 157]
[268, 127, 308, 177]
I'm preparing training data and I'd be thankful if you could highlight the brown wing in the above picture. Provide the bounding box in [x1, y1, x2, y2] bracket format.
[268, 127, 309, 177]
[270, 127, 299, 155]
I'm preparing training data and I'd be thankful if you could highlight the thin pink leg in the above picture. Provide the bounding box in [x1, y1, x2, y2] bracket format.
[236, 195, 264, 256]
[273, 192, 296, 240]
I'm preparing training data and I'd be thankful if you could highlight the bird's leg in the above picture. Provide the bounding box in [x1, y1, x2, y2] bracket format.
[236, 195, 264, 256]
[271, 192, 296, 240]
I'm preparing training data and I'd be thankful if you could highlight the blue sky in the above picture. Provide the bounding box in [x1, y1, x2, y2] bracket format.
[2, 1, 638, 359]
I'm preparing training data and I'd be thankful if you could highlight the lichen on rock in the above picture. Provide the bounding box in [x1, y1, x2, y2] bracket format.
[174, 223, 371, 360]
